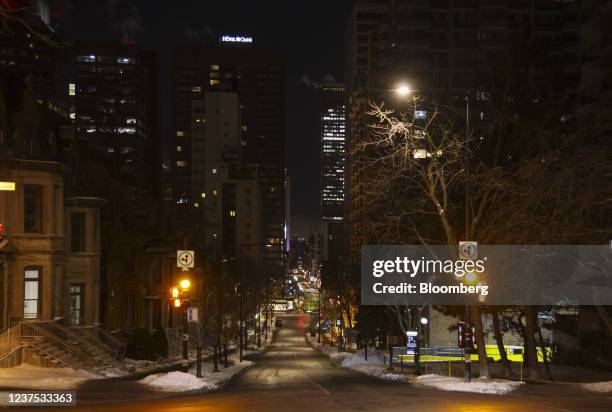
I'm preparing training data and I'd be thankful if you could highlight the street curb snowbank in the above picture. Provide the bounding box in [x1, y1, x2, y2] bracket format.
[580, 380, 612, 393]
[0, 364, 101, 390]
[139, 358, 253, 392]
[412, 374, 524, 395]
[306, 331, 405, 381]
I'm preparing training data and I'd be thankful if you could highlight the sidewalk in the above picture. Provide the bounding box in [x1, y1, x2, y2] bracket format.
[305, 325, 612, 396]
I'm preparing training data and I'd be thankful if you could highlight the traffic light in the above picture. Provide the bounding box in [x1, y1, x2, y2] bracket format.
[0, 224, 8, 249]
[458, 322, 475, 349]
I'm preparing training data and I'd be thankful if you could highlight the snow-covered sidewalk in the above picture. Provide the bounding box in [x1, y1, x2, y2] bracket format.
[139, 323, 277, 393]
[307, 333, 404, 381]
[0, 364, 101, 389]
[306, 330, 528, 394]
[139, 355, 252, 392]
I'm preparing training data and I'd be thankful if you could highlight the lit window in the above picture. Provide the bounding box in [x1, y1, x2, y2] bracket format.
[201, 192, 206, 198]
[176, 160, 187, 167]
[270, 186, 276, 192]
[176, 130, 185, 137]
[68, 83, 76, 96]
[69, 112, 76, 119]
[241, 125, 247, 131]
[212, 233, 218, 238]
[118, 127, 136, 134]
[212, 168, 217, 174]
[126, 118, 137, 124]
[194, 202, 200, 208]
[117, 57, 134, 64]
[77, 55, 96, 63]
[176, 145, 183, 152]
[210, 79, 220, 86]
[210, 64, 219, 70]
[192, 86, 202, 92]
[229, 210, 236, 217]
[213, 190, 218, 196]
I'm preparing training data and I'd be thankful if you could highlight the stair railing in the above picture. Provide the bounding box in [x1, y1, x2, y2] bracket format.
[19, 322, 80, 361]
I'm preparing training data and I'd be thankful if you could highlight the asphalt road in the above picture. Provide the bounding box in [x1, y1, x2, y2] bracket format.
[45, 313, 611, 411]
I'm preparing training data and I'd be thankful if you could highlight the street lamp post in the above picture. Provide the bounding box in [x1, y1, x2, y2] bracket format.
[394, 83, 472, 381]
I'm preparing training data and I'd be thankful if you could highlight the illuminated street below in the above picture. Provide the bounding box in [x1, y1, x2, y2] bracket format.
[41, 314, 611, 412]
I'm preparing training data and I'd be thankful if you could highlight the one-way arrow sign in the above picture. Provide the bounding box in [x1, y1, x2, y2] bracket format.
[177, 250, 195, 268]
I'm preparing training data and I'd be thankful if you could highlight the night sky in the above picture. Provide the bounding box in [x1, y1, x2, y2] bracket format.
[53, 0, 352, 236]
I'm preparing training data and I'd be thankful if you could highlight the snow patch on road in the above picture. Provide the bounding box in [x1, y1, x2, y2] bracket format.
[414, 374, 524, 394]
[581, 380, 612, 393]
[0, 364, 100, 389]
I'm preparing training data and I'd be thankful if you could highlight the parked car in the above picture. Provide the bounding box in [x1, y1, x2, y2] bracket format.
[275, 319, 283, 327]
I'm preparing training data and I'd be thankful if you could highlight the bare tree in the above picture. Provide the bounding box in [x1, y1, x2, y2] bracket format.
[0, 1, 66, 47]
[358, 97, 493, 379]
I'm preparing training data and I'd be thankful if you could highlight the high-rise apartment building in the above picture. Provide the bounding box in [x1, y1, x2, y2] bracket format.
[320, 82, 346, 221]
[171, 39, 285, 272]
[71, 43, 159, 222]
[345, 0, 387, 263]
[344, 0, 582, 262]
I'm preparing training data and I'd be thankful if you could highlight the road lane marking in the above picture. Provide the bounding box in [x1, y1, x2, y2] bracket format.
[293, 351, 331, 395]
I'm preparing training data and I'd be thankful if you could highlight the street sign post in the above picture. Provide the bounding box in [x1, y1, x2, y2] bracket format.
[177, 250, 195, 269]
[458, 241, 478, 260]
[188, 307, 198, 323]
[406, 331, 417, 354]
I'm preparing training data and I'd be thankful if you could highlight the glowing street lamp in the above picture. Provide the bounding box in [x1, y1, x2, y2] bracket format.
[395, 83, 412, 97]
[465, 272, 477, 283]
[179, 279, 191, 290]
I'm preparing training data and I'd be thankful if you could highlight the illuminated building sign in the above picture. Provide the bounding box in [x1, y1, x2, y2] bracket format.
[0, 182, 15, 191]
[221, 35, 253, 44]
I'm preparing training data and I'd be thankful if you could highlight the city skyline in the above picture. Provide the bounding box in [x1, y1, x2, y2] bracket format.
[55, 0, 352, 236]
[0, 1, 610, 410]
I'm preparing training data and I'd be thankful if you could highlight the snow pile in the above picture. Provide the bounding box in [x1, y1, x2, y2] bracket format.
[414, 374, 524, 394]
[0, 364, 100, 389]
[339, 349, 405, 381]
[140, 356, 253, 392]
[581, 381, 612, 393]
[140, 371, 213, 392]
[329, 351, 352, 361]
[96, 367, 129, 378]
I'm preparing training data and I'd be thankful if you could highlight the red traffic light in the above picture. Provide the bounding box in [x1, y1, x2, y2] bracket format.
[0, 223, 5, 234]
